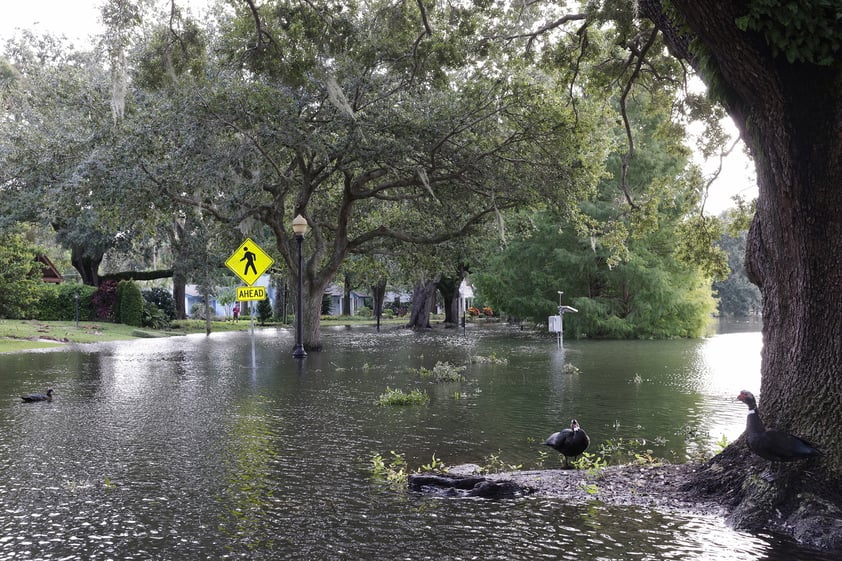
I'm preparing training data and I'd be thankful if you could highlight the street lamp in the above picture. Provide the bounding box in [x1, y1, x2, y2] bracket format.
[74, 291, 79, 328]
[292, 214, 309, 358]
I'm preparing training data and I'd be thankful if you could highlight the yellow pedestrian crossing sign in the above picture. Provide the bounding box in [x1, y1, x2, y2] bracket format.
[225, 238, 274, 286]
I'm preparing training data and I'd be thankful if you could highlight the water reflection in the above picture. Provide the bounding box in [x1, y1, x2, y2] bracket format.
[0, 320, 834, 560]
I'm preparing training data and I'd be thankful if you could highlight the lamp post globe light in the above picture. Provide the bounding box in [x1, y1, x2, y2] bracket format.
[292, 214, 309, 358]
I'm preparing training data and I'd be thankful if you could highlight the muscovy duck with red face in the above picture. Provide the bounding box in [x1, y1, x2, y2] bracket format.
[544, 419, 590, 469]
[736, 390, 821, 474]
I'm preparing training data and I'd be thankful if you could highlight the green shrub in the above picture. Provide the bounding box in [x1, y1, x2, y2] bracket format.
[355, 306, 372, 317]
[142, 287, 176, 320]
[256, 298, 272, 324]
[142, 301, 170, 329]
[35, 283, 96, 321]
[118, 280, 144, 327]
[0, 233, 44, 319]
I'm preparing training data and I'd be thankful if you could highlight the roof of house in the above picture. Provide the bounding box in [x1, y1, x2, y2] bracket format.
[37, 255, 63, 284]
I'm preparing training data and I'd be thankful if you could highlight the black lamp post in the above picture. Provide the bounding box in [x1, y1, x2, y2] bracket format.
[74, 291, 79, 327]
[292, 214, 309, 358]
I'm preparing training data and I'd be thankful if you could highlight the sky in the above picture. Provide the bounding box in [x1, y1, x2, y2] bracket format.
[2, 0, 757, 215]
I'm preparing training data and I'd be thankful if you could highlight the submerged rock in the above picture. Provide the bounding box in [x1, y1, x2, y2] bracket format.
[408, 472, 529, 499]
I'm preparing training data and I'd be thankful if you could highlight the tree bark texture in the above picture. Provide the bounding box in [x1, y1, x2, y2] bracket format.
[437, 275, 460, 326]
[406, 274, 441, 329]
[668, 0, 842, 475]
[649, 0, 842, 545]
[70, 245, 103, 287]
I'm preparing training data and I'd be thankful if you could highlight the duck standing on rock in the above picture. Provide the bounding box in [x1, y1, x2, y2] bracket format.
[20, 388, 54, 403]
[545, 419, 590, 469]
[736, 390, 821, 477]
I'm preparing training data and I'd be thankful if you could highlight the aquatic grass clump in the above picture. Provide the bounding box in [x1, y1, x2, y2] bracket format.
[377, 387, 430, 406]
[470, 353, 508, 365]
[417, 361, 466, 383]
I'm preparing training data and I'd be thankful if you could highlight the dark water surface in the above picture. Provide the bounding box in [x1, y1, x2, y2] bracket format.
[0, 320, 835, 560]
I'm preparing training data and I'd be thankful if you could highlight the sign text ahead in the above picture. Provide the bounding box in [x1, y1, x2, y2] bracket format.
[237, 286, 267, 301]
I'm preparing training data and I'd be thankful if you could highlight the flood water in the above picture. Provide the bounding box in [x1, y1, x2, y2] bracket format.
[0, 319, 836, 560]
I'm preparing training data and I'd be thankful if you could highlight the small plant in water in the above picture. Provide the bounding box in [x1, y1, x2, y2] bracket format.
[562, 363, 581, 375]
[419, 453, 446, 472]
[479, 450, 522, 474]
[470, 353, 508, 365]
[371, 451, 409, 486]
[418, 361, 466, 383]
[377, 387, 430, 406]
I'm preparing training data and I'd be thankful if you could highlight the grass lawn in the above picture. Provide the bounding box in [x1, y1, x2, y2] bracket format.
[0, 316, 410, 353]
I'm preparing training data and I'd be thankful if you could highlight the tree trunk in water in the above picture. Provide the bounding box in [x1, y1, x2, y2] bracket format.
[371, 278, 387, 331]
[438, 275, 460, 326]
[651, 1, 842, 547]
[406, 274, 440, 329]
[302, 284, 323, 352]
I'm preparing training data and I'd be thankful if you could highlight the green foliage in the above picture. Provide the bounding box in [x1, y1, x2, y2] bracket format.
[476, 211, 717, 339]
[712, 223, 762, 317]
[35, 283, 96, 321]
[355, 306, 372, 318]
[735, 0, 841, 65]
[0, 233, 45, 319]
[256, 298, 273, 325]
[370, 451, 409, 487]
[118, 280, 144, 327]
[469, 353, 508, 365]
[142, 287, 176, 321]
[142, 301, 169, 329]
[479, 450, 523, 474]
[377, 388, 430, 406]
[419, 453, 446, 473]
[417, 361, 467, 383]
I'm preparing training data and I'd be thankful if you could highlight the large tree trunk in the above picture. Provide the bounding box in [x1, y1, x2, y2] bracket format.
[651, 1, 842, 547]
[70, 245, 103, 286]
[406, 274, 441, 329]
[302, 280, 324, 352]
[173, 273, 187, 320]
[437, 275, 460, 327]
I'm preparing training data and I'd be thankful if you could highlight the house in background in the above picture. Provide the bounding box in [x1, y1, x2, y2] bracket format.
[323, 284, 369, 316]
[37, 255, 63, 284]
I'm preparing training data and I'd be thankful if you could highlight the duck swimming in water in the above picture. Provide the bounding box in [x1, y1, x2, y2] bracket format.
[20, 388, 53, 402]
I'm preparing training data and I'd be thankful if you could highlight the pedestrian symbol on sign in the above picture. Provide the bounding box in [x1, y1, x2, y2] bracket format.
[224, 238, 274, 286]
[240, 247, 258, 276]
